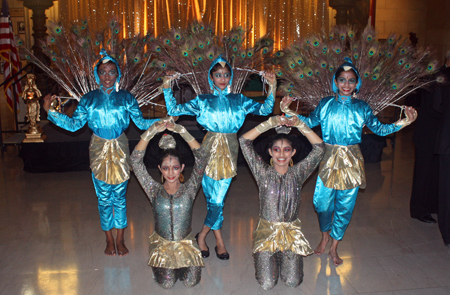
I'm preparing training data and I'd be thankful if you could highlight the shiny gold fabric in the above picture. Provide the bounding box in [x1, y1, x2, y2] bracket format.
[148, 232, 205, 269]
[203, 132, 238, 180]
[252, 218, 313, 256]
[318, 144, 366, 190]
[89, 133, 131, 185]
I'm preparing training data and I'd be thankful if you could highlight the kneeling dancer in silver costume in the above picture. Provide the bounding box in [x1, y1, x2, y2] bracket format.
[131, 118, 208, 288]
[239, 113, 325, 290]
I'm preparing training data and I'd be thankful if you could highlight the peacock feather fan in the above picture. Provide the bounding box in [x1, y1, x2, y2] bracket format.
[273, 25, 440, 114]
[19, 18, 163, 107]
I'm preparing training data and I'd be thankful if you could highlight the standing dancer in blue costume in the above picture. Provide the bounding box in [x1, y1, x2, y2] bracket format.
[281, 58, 417, 265]
[43, 50, 160, 256]
[163, 56, 276, 259]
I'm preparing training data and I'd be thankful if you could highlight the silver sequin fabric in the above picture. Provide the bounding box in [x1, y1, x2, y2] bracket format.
[239, 137, 325, 290]
[130, 147, 208, 241]
[239, 138, 325, 223]
[130, 147, 207, 288]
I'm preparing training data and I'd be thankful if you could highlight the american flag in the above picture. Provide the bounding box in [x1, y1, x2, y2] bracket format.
[0, 0, 22, 113]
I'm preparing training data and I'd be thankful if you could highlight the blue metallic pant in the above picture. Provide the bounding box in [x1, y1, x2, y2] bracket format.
[313, 177, 359, 241]
[202, 175, 232, 230]
[92, 173, 129, 231]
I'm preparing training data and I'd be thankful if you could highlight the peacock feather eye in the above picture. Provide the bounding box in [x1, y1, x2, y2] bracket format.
[299, 73, 304, 79]
[95, 41, 100, 46]
[73, 29, 79, 35]
[297, 58, 303, 64]
[372, 74, 379, 80]
[329, 66, 334, 72]
[348, 31, 355, 38]
[114, 29, 119, 34]
[287, 88, 292, 92]
[367, 36, 373, 41]
[290, 63, 296, 69]
[52, 57, 57, 61]
[161, 63, 166, 68]
[364, 72, 369, 78]
[17, 40, 24, 46]
[335, 48, 341, 54]
[183, 51, 189, 57]
[155, 46, 161, 52]
[208, 54, 214, 59]
[369, 49, 375, 56]
[54, 27, 62, 34]
[276, 51, 284, 57]
[197, 56, 203, 61]
[157, 77, 162, 81]
[353, 53, 359, 59]
[81, 25, 86, 30]
[313, 41, 319, 47]
[193, 61, 198, 66]
[174, 34, 181, 40]
[386, 52, 392, 58]
[276, 71, 283, 77]
[134, 57, 140, 63]
[26, 55, 31, 60]
[400, 48, 407, 54]
[50, 37, 56, 43]
[307, 70, 313, 76]
[398, 59, 405, 65]
[315, 70, 320, 75]
[200, 25, 204, 31]
[262, 47, 269, 54]
[207, 40, 211, 45]
[165, 39, 171, 45]
[404, 63, 411, 69]
[240, 53, 246, 58]
[290, 83, 294, 87]
[231, 38, 236, 42]
[247, 51, 253, 57]
[199, 43, 204, 49]
[321, 62, 327, 68]
[61, 58, 66, 63]
[306, 40, 310, 44]
[340, 34, 345, 40]
[233, 46, 238, 52]
[392, 83, 399, 89]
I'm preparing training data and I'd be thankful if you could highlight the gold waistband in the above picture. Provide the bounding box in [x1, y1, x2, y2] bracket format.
[148, 231, 204, 269]
[318, 143, 366, 190]
[252, 218, 313, 256]
[89, 133, 131, 185]
[202, 131, 238, 180]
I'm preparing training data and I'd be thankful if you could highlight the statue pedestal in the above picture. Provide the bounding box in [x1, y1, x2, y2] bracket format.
[23, 133, 47, 143]
[23, 125, 46, 143]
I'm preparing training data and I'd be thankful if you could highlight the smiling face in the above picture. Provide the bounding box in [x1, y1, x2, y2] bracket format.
[211, 67, 231, 91]
[335, 70, 357, 96]
[97, 62, 118, 89]
[158, 155, 185, 184]
[269, 139, 296, 168]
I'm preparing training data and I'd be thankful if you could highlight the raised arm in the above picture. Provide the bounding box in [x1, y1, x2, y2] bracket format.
[43, 94, 87, 132]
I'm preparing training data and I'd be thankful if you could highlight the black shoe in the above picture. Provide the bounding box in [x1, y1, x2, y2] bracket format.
[413, 215, 437, 224]
[215, 246, 230, 260]
[195, 233, 209, 258]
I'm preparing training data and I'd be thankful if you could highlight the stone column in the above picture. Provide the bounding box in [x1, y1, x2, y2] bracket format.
[329, 0, 356, 25]
[19, 0, 55, 91]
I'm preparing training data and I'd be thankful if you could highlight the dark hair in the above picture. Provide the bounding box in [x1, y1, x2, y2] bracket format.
[97, 60, 118, 74]
[210, 62, 232, 76]
[158, 148, 184, 167]
[267, 133, 296, 151]
[334, 67, 358, 82]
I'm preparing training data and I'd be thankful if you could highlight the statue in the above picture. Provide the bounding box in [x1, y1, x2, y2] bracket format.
[22, 74, 45, 142]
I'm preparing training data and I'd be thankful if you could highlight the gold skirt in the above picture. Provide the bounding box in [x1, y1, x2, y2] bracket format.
[148, 232, 205, 269]
[89, 133, 131, 185]
[318, 143, 366, 190]
[202, 131, 238, 180]
[252, 218, 313, 256]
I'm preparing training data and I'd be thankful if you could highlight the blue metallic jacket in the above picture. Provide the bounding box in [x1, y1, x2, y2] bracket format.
[299, 95, 401, 145]
[164, 56, 274, 133]
[48, 89, 158, 139]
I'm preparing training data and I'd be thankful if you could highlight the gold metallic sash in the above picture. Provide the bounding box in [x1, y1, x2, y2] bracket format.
[89, 133, 130, 185]
[252, 218, 313, 256]
[318, 144, 366, 190]
[148, 232, 205, 269]
[202, 132, 238, 180]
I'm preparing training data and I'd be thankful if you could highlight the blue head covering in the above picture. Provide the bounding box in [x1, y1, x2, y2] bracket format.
[208, 55, 233, 94]
[332, 57, 362, 94]
[94, 49, 122, 87]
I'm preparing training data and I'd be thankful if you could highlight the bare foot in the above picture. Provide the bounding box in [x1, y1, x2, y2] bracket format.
[314, 233, 329, 255]
[104, 240, 116, 256]
[116, 239, 129, 256]
[329, 249, 343, 266]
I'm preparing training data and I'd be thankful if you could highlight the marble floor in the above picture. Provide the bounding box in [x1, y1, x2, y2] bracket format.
[1, 127, 450, 295]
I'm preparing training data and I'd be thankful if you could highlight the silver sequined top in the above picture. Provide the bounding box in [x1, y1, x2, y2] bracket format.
[239, 137, 325, 223]
[130, 147, 208, 241]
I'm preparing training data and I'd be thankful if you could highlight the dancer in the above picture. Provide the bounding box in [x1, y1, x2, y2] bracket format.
[163, 56, 276, 259]
[239, 113, 324, 289]
[43, 51, 160, 256]
[131, 119, 207, 288]
[281, 58, 418, 265]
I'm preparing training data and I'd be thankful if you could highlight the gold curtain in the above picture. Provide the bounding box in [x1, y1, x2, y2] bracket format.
[59, 0, 329, 50]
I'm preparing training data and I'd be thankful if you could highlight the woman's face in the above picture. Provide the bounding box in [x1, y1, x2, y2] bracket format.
[269, 139, 296, 168]
[211, 67, 231, 90]
[335, 70, 357, 96]
[98, 63, 118, 89]
[158, 155, 184, 184]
